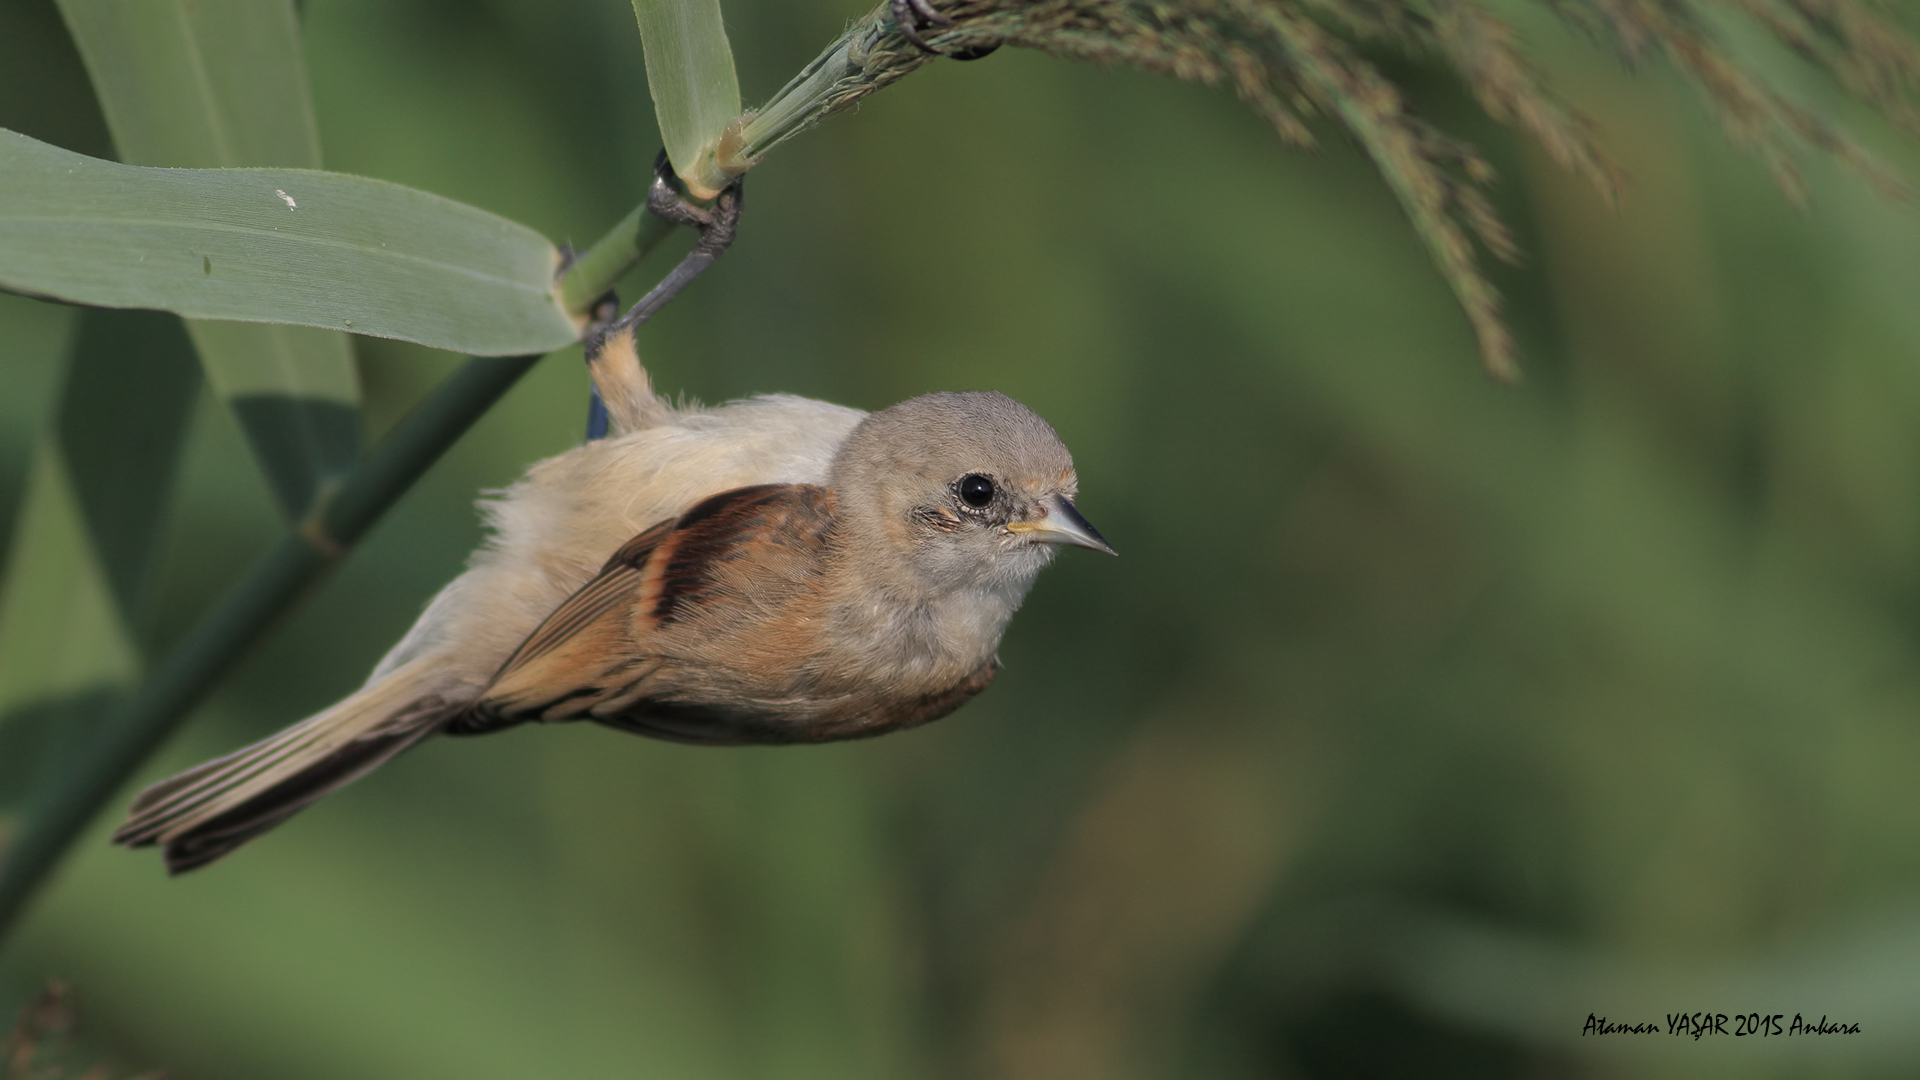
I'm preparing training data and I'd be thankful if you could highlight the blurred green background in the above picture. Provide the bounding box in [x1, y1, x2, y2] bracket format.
[5, 0, 1920, 1076]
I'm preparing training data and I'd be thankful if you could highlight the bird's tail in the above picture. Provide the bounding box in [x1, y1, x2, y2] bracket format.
[113, 657, 461, 873]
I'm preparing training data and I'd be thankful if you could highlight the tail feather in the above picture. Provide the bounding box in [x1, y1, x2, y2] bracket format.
[114, 658, 461, 871]
[116, 710, 359, 843]
[152, 723, 439, 873]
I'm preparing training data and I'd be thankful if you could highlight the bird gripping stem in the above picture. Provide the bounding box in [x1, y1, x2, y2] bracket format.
[583, 151, 744, 440]
[616, 151, 744, 334]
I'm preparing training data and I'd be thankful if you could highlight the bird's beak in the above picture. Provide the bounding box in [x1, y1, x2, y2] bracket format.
[1007, 496, 1117, 555]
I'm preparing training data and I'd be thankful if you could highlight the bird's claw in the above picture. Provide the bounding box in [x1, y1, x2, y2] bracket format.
[642, 151, 742, 257]
[610, 151, 744, 334]
[644, 151, 716, 230]
[892, 0, 953, 54]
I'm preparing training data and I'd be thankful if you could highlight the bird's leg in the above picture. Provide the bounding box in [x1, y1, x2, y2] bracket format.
[585, 308, 672, 436]
[557, 242, 623, 440]
[612, 151, 744, 333]
[891, 0, 953, 54]
[581, 281, 619, 440]
[579, 153, 741, 438]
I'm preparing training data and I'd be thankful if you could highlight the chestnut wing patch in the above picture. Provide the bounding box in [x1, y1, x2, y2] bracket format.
[651, 484, 831, 625]
[464, 484, 833, 732]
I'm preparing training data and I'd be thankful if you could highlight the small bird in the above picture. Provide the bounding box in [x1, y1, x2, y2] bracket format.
[113, 322, 1112, 873]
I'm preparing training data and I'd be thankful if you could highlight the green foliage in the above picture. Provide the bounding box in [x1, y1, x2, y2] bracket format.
[0, 446, 141, 726]
[47, 311, 200, 638]
[0, 311, 195, 899]
[181, 323, 358, 516]
[4, 0, 1920, 1077]
[56, 0, 363, 519]
[0, 130, 579, 357]
[53, 0, 324, 169]
[556, 203, 682, 312]
[732, 0, 1919, 377]
[632, 0, 744, 196]
[0, 294, 69, 592]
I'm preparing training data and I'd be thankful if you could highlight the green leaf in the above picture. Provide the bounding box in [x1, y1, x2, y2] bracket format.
[632, 0, 742, 197]
[0, 445, 142, 721]
[0, 309, 199, 810]
[53, 0, 322, 170]
[0, 294, 75, 577]
[57, 0, 363, 517]
[184, 322, 358, 516]
[0, 0, 113, 161]
[0, 442, 142, 817]
[54, 309, 202, 631]
[0, 129, 581, 358]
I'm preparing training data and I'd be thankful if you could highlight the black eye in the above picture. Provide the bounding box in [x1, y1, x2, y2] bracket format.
[958, 473, 995, 508]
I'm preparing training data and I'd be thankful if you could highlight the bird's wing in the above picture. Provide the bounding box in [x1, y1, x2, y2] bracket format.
[462, 483, 832, 731]
[493, 515, 678, 675]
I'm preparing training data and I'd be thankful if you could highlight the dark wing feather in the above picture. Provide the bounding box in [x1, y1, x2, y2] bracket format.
[461, 484, 825, 732]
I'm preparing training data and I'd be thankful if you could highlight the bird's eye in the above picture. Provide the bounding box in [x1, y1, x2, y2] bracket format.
[958, 474, 995, 508]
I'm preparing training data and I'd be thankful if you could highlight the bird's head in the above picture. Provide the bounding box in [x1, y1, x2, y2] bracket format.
[829, 390, 1114, 598]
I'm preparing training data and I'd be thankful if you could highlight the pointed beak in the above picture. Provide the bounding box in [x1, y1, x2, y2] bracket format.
[1007, 495, 1117, 555]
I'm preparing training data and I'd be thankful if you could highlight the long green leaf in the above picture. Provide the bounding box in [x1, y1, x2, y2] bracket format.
[53, 310, 202, 631]
[0, 445, 141, 706]
[0, 445, 142, 816]
[53, 0, 320, 169]
[180, 321, 357, 518]
[0, 129, 581, 357]
[632, 0, 742, 197]
[0, 294, 74, 577]
[55, 0, 361, 518]
[0, 307, 197, 827]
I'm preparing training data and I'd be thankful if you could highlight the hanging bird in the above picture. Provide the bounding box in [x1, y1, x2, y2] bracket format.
[113, 321, 1113, 872]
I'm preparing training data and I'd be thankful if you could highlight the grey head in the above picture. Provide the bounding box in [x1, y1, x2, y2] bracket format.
[829, 391, 1113, 601]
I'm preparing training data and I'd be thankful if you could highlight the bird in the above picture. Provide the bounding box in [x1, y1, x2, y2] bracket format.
[113, 320, 1113, 873]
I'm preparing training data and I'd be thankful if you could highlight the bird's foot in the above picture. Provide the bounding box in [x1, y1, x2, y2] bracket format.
[892, 0, 953, 54]
[643, 152, 721, 232]
[640, 149, 741, 265]
[613, 152, 744, 332]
